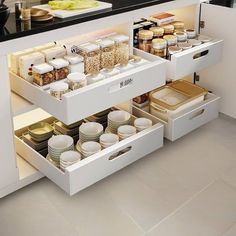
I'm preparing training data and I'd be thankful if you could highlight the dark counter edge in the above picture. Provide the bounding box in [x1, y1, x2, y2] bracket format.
[0, 0, 173, 42]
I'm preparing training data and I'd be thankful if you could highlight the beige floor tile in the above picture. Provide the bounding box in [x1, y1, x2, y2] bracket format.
[221, 164, 236, 189]
[147, 180, 236, 236]
[223, 224, 236, 236]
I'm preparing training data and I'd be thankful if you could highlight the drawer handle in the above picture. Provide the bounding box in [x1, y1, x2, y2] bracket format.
[189, 109, 205, 120]
[108, 146, 132, 160]
[193, 50, 209, 59]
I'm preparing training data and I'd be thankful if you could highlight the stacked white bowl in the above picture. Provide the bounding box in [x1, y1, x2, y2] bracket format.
[134, 118, 153, 132]
[117, 125, 137, 140]
[48, 135, 74, 166]
[60, 151, 81, 171]
[107, 110, 131, 134]
[81, 141, 101, 158]
[99, 133, 119, 148]
[79, 122, 104, 143]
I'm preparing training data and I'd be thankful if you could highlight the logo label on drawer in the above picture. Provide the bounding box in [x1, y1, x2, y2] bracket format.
[120, 78, 133, 88]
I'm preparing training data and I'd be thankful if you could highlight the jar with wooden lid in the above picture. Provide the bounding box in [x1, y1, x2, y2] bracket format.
[138, 30, 153, 53]
[151, 38, 167, 58]
[163, 35, 177, 47]
[78, 42, 101, 75]
[172, 21, 185, 32]
[149, 27, 164, 38]
[97, 38, 115, 69]
[162, 24, 174, 35]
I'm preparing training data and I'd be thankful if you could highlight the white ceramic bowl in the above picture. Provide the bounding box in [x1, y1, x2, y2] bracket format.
[81, 141, 101, 155]
[108, 111, 131, 124]
[60, 150, 81, 163]
[134, 118, 152, 131]
[48, 135, 74, 150]
[99, 133, 119, 148]
[118, 125, 136, 140]
[79, 122, 103, 136]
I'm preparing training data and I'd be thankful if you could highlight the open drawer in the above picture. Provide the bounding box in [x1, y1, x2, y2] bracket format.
[132, 93, 220, 141]
[15, 109, 164, 195]
[10, 48, 167, 125]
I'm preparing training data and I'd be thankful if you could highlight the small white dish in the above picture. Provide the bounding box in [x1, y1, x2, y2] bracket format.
[99, 133, 119, 148]
[81, 141, 101, 156]
[60, 150, 81, 163]
[134, 118, 152, 132]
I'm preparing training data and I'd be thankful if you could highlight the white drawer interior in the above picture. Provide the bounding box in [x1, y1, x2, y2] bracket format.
[14, 108, 164, 195]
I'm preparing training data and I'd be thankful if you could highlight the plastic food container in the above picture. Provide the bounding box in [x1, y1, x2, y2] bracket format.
[78, 42, 101, 75]
[64, 55, 84, 73]
[110, 34, 130, 65]
[97, 38, 115, 69]
[67, 72, 87, 90]
[162, 24, 175, 35]
[163, 35, 177, 46]
[149, 80, 208, 121]
[172, 21, 185, 31]
[178, 42, 192, 50]
[174, 32, 187, 42]
[185, 29, 197, 39]
[49, 58, 69, 81]
[50, 82, 69, 100]
[32, 63, 55, 86]
[138, 30, 153, 53]
[149, 27, 164, 38]
[151, 38, 167, 58]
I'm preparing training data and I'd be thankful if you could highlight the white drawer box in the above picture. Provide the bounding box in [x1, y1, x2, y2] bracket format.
[167, 40, 223, 80]
[15, 110, 164, 195]
[132, 93, 220, 141]
[10, 48, 167, 125]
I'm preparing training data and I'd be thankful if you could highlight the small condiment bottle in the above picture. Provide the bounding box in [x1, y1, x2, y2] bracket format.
[167, 46, 182, 60]
[129, 55, 148, 67]
[162, 24, 175, 35]
[49, 58, 70, 81]
[151, 38, 167, 58]
[174, 32, 187, 42]
[178, 42, 193, 50]
[172, 21, 185, 32]
[138, 30, 154, 53]
[149, 27, 164, 38]
[67, 72, 87, 90]
[32, 63, 55, 86]
[64, 55, 84, 73]
[185, 29, 197, 39]
[163, 35, 177, 47]
[50, 82, 69, 100]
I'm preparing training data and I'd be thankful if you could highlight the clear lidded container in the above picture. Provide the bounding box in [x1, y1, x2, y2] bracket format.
[110, 34, 130, 65]
[50, 82, 69, 100]
[49, 58, 70, 81]
[149, 27, 164, 39]
[172, 21, 185, 32]
[174, 32, 187, 42]
[138, 30, 153, 53]
[32, 63, 55, 86]
[163, 35, 177, 47]
[97, 38, 115, 69]
[162, 24, 175, 35]
[78, 42, 101, 75]
[151, 38, 167, 58]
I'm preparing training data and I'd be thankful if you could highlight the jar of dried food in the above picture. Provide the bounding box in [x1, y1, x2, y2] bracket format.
[185, 29, 197, 39]
[163, 24, 174, 35]
[174, 32, 187, 42]
[110, 34, 130, 65]
[138, 30, 153, 53]
[32, 63, 55, 86]
[78, 42, 101, 75]
[163, 35, 177, 47]
[172, 21, 185, 32]
[97, 38, 115, 69]
[151, 39, 167, 58]
[49, 58, 70, 81]
[149, 27, 164, 38]
[178, 42, 192, 50]
[167, 46, 182, 60]
[50, 82, 69, 100]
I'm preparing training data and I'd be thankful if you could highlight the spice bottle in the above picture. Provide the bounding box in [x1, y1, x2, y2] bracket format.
[49, 58, 70, 81]
[163, 35, 177, 47]
[162, 24, 175, 35]
[138, 30, 153, 53]
[149, 27, 164, 39]
[151, 39, 167, 58]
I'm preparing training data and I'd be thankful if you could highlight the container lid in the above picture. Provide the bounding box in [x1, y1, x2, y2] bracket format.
[67, 72, 86, 82]
[32, 63, 53, 74]
[162, 24, 174, 30]
[140, 21, 153, 26]
[139, 30, 153, 40]
[50, 82, 69, 92]
[178, 42, 192, 50]
[163, 35, 177, 42]
[149, 27, 164, 36]
[188, 39, 202, 46]
[96, 38, 115, 48]
[172, 21, 184, 28]
[49, 58, 69, 69]
[78, 42, 100, 53]
[152, 38, 167, 49]
[64, 55, 84, 64]
[109, 34, 129, 43]
[168, 46, 182, 54]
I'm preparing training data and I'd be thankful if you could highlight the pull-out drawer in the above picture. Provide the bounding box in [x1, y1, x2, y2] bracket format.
[167, 40, 223, 80]
[132, 93, 220, 141]
[10, 48, 166, 125]
[15, 109, 164, 195]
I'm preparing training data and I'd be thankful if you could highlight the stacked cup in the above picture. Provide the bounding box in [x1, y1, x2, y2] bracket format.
[99, 133, 119, 149]
[134, 118, 153, 132]
[60, 151, 81, 171]
[117, 125, 136, 140]
[48, 135, 74, 167]
[81, 141, 101, 158]
[107, 110, 131, 134]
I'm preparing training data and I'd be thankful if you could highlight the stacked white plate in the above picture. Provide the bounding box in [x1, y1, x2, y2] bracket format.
[117, 125, 137, 140]
[134, 117, 153, 132]
[107, 110, 131, 134]
[79, 122, 103, 143]
[80, 141, 101, 158]
[99, 133, 119, 149]
[48, 135, 74, 165]
[60, 151, 81, 171]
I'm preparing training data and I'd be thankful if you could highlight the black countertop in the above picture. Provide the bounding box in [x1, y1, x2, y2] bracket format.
[0, 0, 173, 42]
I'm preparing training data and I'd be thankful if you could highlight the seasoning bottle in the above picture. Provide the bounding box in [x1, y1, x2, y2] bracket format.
[97, 38, 115, 69]
[162, 24, 175, 35]
[151, 39, 167, 58]
[178, 42, 193, 50]
[185, 29, 197, 39]
[109, 34, 130, 65]
[167, 46, 182, 60]
[163, 35, 177, 47]
[78, 42, 101, 75]
[149, 27, 164, 39]
[172, 21, 185, 32]
[138, 30, 153, 53]
[174, 32, 187, 42]
[49, 58, 70, 81]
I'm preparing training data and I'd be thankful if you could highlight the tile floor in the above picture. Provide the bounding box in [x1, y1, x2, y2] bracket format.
[0, 114, 236, 236]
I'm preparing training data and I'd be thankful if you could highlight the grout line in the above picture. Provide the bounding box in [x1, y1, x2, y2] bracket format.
[221, 222, 236, 236]
[146, 178, 219, 233]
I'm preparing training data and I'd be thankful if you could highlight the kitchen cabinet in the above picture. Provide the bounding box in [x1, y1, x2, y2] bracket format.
[0, 0, 234, 197]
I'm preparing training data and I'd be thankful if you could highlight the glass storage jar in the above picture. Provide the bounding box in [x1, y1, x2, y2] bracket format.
[49, 58, 70, 81]
[163, 24, 175, 35]
[149, 27, 164, 38]
[64, 55, 84, 73]
[172, 21, 185, 32]
[174, 32, 187, 42]
[32, 63, 55, 86]
[138, 30, 153, 53]
[151, 39, 167, 58]
[97, 38, 115, 69]
[110, 34, 130, 65]
[78, 42, 101, 75]
[163, 35, 177, 47]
